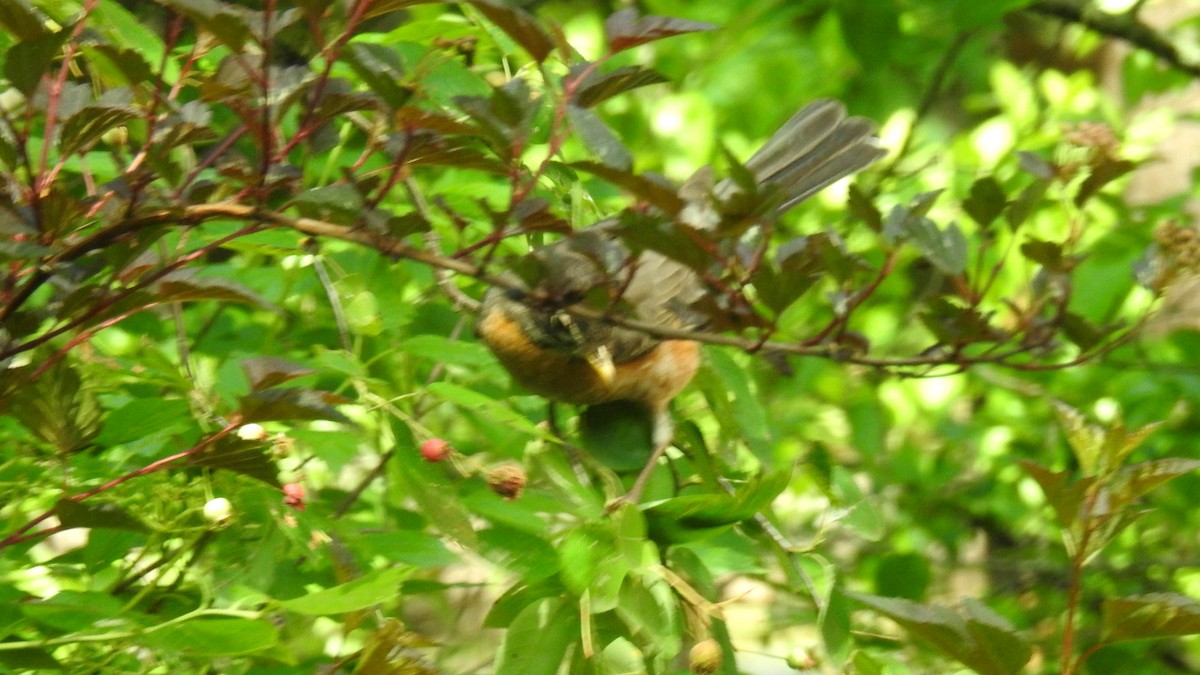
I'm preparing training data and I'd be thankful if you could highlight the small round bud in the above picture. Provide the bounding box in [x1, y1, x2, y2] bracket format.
[486, 464, 526, 500]
[419, 438, 452, 462]
[282, 483, 306, 511]
[688, 639, 722, 674]
[237, 423, 268, 441]
[203, 497, 234, 525]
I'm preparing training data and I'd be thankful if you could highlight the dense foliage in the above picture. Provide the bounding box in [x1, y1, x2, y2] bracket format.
[2, 0, 1200, 673]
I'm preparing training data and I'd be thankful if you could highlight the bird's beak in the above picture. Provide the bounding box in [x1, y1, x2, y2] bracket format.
[586, 345, 615, 384]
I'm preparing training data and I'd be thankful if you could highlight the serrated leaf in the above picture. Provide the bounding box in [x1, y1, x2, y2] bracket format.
[1102, 593, 1200, 643]
[1019, 460, 1092, 532]
[1111, 458, 1200, 507]
[573, 64, 669, 108]
[58, 104, 139, 156]
[239, 388, 351, 424]
[850, 593, 1030, 675]
[278, 566, 412, 615]
[847, 183, 883, 232]
[569, 161, 684, 215]
[466, 0, 555, 63]
[567, 104, 631, 170]
[54, 499, 149, 533]
[188, 437, 280, 486]
[10, 357, 101, 454]
[1005, 178, 1049, 230]
[920, 297, 1004, 345]
[604, 8, 716, 53]
[1053, 401, 1103, 475]
[343, 42, 411, 108]
[242, 356, 315, 392]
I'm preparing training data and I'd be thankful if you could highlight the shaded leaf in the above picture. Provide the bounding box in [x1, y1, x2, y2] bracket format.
[343, 43, 411, 108]
[604, 9, 716, 53]
[963, 176, 1007, 230]
[850, 593, 1030, 675]
[279, 566, 412, 615]
[847, 183, 883, 232]
[573, 64, 669, 108]
[5, 28, 69, 95]
[920, 297, 1004, 345]
[10, 358, 101, 454]
[1076, 157, 1136, 207]
[1020, 237, 1065, 271]
[1102, 593, 1200, 644]
[188, 437, 281, 486]
[0, 0, 49, 41]
[155, 271, 270, 307]
[241, 356, 315, 393]
[239, 388, 351, 424]
[466, 0, 555, 63]
[21, 590, 133, 632]
[567, 104, 631, 170]
[570, 161, 684, 215]
[59, 104, 140, 156]
[54, 499, 149, 533]
[579, 400, 653, 472]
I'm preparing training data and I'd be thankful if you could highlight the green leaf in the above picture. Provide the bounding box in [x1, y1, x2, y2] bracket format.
[278, 565, 412, 615]
[1019, 460, 1092, 532]
[141, 617, 278, 656]
[58, 104, 139, 156]
[21, 590, 134, 632]
[493, 596, 579, 675]
[850, 593, 1031, 675]
[604, 8, 716, 53]
[1053, 401, 1103, 475]
[5, 28, 68, 95]
[10, 357, 102, 454]
[343, 43, 411, 108]
[94, 397, 193, 446]
[1102, 593, 1200, 643]
[0, 0, 49, 41]
[573, 64, 669, 108]
[873, 553, 931, 601]
[1111, 458, 1200, 508]
[390, 426, 479, 548]
[579, 400, 654, 472]
[426, 382, 544, 436]
[54, 499, 149, 533]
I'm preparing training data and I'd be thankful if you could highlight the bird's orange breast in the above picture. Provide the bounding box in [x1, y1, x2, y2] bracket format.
[477, 306, 700, 412]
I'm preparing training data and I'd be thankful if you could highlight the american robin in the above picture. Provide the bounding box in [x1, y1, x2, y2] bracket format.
[477, 99, 884, 503]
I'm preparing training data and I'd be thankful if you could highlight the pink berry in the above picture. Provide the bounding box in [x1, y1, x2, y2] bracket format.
[420, 438, 452, 462]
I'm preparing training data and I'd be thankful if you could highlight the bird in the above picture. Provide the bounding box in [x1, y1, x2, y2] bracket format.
[476, 99, 885, 505]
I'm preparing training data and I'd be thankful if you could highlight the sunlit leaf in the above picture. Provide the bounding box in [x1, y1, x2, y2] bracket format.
[278, 566, 412, 615]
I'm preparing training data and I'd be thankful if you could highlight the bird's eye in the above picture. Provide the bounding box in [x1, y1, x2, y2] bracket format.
[560, 290, 584, 305]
